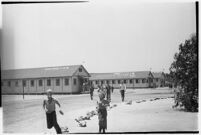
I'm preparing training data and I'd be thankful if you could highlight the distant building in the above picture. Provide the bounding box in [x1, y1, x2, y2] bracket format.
[1, 65, 167, 95]
[89, 71, 154, 88]
[152, 72, 166, 87]
[1, 65, 90, 94]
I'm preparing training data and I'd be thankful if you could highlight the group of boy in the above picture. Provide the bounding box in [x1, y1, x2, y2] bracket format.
[43, 81, 126, 134]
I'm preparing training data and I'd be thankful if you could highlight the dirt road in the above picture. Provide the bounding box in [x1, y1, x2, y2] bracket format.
[2, 88, 174, 133]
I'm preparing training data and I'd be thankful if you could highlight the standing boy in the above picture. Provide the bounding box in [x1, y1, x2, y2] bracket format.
[89, 83, 94, 100]
[43, 89, 63, 134]
[97, 92, 109, 133]
[106, 82, 111, 101]
[119, 81, 126, 102]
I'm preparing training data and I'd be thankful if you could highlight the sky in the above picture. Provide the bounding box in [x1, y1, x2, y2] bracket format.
[1, 0, 196, 73]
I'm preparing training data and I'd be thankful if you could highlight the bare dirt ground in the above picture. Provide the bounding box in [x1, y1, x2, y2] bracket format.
[1, 87, 198, 133]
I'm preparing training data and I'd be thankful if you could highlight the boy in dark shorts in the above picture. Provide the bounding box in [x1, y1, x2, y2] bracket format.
[97, 92, 110, 133]
[105, 82, 112, 101]
[119, 81, 126, 102]
[43, 89, 63, 134]
[89, 84, 94, 100]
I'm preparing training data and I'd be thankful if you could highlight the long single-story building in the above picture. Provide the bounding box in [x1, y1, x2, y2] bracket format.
[1, 65, 90, 94]
[1, 65, 167, 94]
[89, 71, 155, 88]
[152, 72, 166, 87]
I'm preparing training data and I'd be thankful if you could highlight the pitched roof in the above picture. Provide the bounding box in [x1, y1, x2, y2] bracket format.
[152, 72, 164, 78]
[89, 71, 152, 80]
[1, 65, 85, 79]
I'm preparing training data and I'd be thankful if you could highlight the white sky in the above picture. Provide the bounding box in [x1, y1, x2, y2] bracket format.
[1, 0, 196, 73]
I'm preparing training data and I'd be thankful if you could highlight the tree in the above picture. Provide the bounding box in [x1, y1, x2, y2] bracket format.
[169, 34, 198, 112]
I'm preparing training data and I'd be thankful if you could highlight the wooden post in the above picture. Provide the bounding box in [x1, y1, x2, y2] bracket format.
[71, 77, 73, 95]
[36, 79, 37, 94]
[28, 80, 30, 95]
[53, 78, 54, 93]
[23, 80, 24, 99]
[43, 78, 45, 94]
[62, 78, 63, 93]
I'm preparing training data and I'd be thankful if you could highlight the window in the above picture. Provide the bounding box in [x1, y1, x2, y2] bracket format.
[136, 79, 139, 83]
[56, 79, 60, 86]
[130, 79, 133, 84]
[31, 80, 34, 87]
[8, 81, 11, 87]
[112, 80, 115, 84]
[118, 80, 120, 84]
[150, 79, 153, 83]
[156, 78, 159, 82]
[106, 80, 109, 84]
[39, 80, 43, 86]
[79, 68, 82, 72]
[65, 78, 69, 85]
[47, 79, 51, 86]
[101, 81, 103, 84]
[95, 81, 98, 84]
[15, 81, 18, 87]
[142, 79, 146, 83]
[23, 80, 26, 87]
[124, 80, 126, 84]
[73, 78, 77, 85]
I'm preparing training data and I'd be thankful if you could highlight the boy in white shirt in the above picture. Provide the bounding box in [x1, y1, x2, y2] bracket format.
[119, 81, 126, 102]
[43, 89, 63, 134]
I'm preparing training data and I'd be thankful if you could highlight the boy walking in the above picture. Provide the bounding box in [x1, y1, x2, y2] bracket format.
[43, 89, 63, 134]
[119, 81, 126, 102]
[89, 84, 94, 100]
[97, 92, 109, 133]
[106, 83, 111, 101]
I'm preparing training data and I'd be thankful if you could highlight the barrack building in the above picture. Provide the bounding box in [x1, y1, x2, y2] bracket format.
[1, 65, 90, 94]
[1, 65, 166, 94]
[89, 71, 155, 88]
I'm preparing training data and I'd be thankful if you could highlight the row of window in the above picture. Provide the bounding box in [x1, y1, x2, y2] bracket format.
[155, 78, 164, 82]
[93, 78, 153, 85]
[1, 78, 77, 87]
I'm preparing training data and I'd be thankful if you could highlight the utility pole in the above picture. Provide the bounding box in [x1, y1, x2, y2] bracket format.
[149, 68, 152, 88]
[162, 68, 165, 87]
[23, 80, 25, 100]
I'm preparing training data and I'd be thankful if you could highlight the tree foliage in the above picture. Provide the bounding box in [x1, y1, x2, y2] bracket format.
[169, 34, 198, 112]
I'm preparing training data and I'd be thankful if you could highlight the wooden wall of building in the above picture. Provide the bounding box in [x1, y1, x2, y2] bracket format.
[1, 77, 74, 94]
[90, 78, 153, 89]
